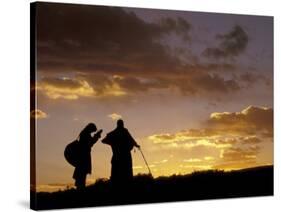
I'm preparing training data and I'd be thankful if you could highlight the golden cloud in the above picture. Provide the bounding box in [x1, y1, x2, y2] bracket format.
[133, 166, 144, 170]
[148, 129, 235, 150]
[35, 68, 269, 101]
[102, 82, 127, 97]
[183, 158, 202, 162]
[148, 106, 272, 148]
[36, 77, 127, 100]
[220, 146, 259, 162]
[180, 164, 212, 170]
[208, 105, 273, 135]
[30, 109, 48, 119]
[183, 157, 215, 163]
[153, 159, 168, 164]
[36, 77, 97, 100]
[108, 113, 122, 121]
[148, 105, 272, 171]
[148, 129, 221, 144]
[240, 136, 262, 144]
[149, 106, 272, 149]
[212, 160, 258, 170]
[204, 156, 215, 161]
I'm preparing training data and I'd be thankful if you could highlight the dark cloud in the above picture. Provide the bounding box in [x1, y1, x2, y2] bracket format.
[191, 73, 240, 93]
[239, 72, 272, 88]
[37, 71, 241, 99]
[160, 17, 191, 40]
[36, 2, 191, 74]
[239, 72, 259, 84]
[201, 63, 236, 72]
[114, 72, 240, 95]
[203, 25, 248, 59]
[35, 3, 245, 99]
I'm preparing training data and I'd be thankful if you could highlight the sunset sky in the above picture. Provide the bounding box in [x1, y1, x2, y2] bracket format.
[33, 2, 273, 192]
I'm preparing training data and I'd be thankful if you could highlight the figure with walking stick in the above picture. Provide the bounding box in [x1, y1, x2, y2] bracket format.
[102, 119, 140, 185]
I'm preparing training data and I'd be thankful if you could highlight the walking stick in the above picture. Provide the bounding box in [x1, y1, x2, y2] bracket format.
[138, 147, 152, 177]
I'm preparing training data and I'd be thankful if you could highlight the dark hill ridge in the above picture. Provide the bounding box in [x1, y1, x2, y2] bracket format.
[31, 165, 273, 210]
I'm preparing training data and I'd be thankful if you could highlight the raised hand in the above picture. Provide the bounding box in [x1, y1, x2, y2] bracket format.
[94, 129, 103, 139]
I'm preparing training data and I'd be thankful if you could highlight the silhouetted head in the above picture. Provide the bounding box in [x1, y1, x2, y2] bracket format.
[81, 123, 97, 135]
[117, 119, 124, 128]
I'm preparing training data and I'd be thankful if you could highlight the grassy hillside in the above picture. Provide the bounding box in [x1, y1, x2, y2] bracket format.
[31, 165, 273, 210]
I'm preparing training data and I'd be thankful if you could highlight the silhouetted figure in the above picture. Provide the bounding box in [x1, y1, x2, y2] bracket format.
[102, 119, 140, 185]
[73, 123, 102, 190]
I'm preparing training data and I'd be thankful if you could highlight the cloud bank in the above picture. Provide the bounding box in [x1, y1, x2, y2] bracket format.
[148, 105, 273, 170]
[35, 3, 265, 100]
[31, 109, 48, 119]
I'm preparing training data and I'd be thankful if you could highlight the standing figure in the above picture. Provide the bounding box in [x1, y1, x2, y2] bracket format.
[73, 123, 102, 189]
[102, 119, 140, 185]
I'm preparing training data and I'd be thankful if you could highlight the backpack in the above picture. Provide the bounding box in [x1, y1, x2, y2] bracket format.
[64, 139, 81, 167]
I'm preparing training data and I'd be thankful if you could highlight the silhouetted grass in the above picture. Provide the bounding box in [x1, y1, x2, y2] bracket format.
[31, 165, 273, 210]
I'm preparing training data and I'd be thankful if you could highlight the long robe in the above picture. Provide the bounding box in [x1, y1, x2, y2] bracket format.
[102, 127, 137, 184]
[73, 132, 98, 180]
